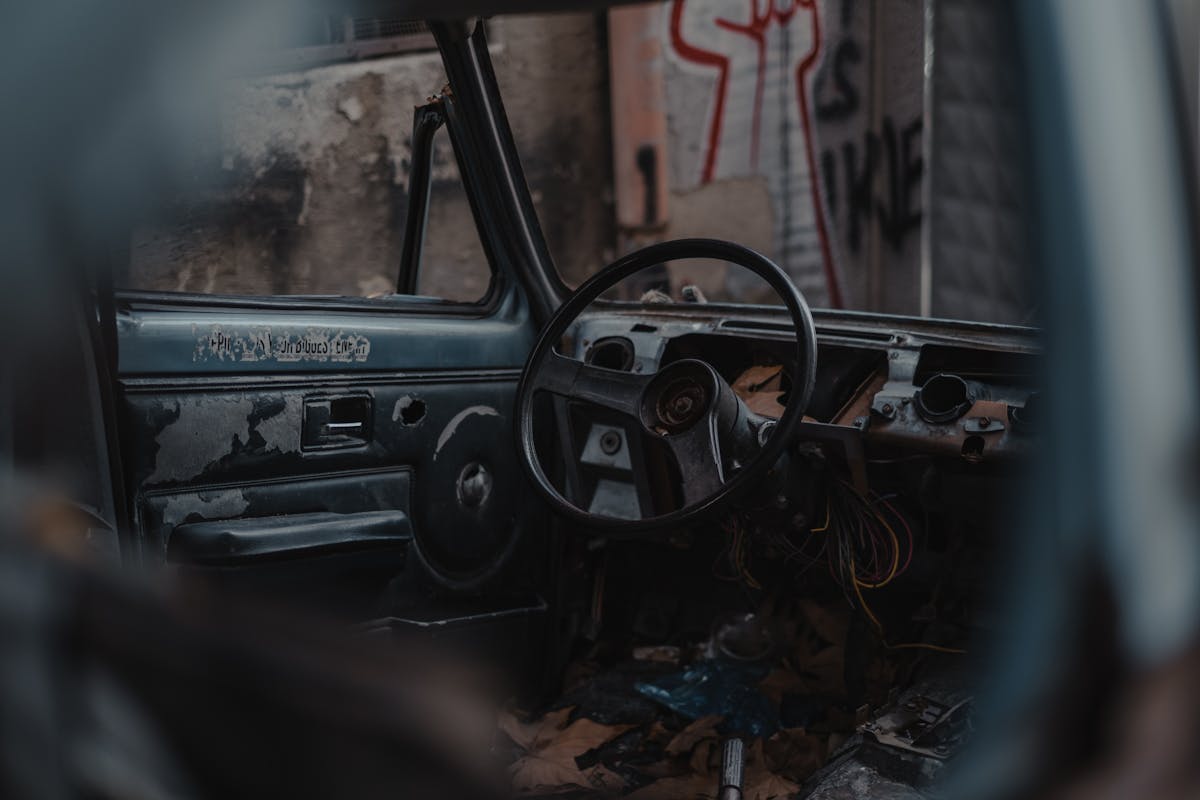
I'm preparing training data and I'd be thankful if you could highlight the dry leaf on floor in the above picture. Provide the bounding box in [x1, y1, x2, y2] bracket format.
[644, 720, 673, 747]
[758, 667, 810, 705]
[511, 755, 595, 792]
[625, 773, 717, 800]
[632, 733, 804, 800]
[635, 759, 684, 781]
[507, 714, 635, 793]
[764, 728, 826, 782]
[742, 738, 766, 768]
[581, 764, 626, 794]
[792, 641, 845, 693]
[743, 772, 800, 800]
[511, 760, 626, 794]
[739, 739, 801, 800]
[539, 717, 635, 760]
[665, 715, 723, 757]
[688, 738, 717, 775]
[499, 706, 575, 751]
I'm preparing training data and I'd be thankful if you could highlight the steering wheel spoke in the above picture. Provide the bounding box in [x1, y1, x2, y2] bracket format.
[539, 350, 651, 419]
[660, 416, 727, 507]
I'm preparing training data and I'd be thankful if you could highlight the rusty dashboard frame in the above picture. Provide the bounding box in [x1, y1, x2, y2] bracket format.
[566, 302, 1040, 473]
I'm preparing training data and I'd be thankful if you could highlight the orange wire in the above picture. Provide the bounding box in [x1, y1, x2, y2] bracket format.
[811, 498, 833, 533]
[851, 555, 967, 656]
[857, 507, 901, 589]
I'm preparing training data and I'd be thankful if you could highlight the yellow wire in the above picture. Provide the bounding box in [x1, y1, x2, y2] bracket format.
[850, 564, 885, 633]
[851, 556, 967, 656]
[737, 523, 763, 590]
[725, 518, 762, 590]
[825, 482, 902, 590]
[856, 507, 901, 589]
[821, 486, 966, 656]
[811, 498, 833, 533]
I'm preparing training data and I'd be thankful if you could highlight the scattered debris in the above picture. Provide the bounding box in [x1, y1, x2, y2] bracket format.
[732, 365, 787, 418]
[500, 706, 633, 794]
[635, 660, 778, 737]
[553, 661, 677, 726]
[709, 613, 777, 661]
[718, 737, 744, 800]
[627, 736, 806, 800]
[664, 715, 723, 757]
[632, 645, 682, 665]
[861, 695, 973, 760]
[498, 591, 960, 796]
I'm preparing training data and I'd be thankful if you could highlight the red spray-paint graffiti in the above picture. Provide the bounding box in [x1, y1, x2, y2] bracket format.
[668, 0, 843, 307]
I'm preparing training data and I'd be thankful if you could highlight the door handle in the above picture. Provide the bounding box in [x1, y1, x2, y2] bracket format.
[322, 421, 365, 436]
[303, 396, 372, 450]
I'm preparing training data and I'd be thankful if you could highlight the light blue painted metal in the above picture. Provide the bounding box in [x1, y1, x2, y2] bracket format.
[117, 285, 535, 375]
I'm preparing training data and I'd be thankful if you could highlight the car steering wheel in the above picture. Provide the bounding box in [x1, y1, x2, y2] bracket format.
[515, 239, 817, 532]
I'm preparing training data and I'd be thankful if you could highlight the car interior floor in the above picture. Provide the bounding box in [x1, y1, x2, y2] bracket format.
[499, 454, 1015, 798]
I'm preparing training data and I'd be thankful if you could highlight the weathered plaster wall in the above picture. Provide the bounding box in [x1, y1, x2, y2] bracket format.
[125, 13, 614, 301]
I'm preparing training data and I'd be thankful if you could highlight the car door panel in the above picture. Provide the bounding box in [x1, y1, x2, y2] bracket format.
[116, 287, 537, 616]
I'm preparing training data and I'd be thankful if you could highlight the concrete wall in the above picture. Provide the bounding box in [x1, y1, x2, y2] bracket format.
[926, 0, 1033, 325]
[123, 13, 614, 302]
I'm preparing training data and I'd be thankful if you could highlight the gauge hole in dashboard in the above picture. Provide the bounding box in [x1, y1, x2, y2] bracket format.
[585, 337, 636, 371]
[914, 373, 975, 423]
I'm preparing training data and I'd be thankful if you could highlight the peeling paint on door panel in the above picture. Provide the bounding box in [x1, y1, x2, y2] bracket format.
[161, 489, 251, 531]
[393, 394, 426, 426]
[249, 394, 303, 455]
[148, 397, 255, 484]
[434, 405, 501, 460]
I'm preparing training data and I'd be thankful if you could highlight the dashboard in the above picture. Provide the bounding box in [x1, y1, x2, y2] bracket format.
[558, 305, 1040, 517]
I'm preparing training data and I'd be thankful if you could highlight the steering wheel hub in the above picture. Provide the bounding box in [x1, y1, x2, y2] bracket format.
[651, 374, 709, 433]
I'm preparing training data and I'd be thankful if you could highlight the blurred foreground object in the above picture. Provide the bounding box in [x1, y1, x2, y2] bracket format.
[0, 485, 502, 799]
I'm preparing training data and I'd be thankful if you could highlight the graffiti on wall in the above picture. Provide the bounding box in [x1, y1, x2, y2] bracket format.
[664, 0, 925, 308]
[819, 116, 924, 254]
[814, 1, 923, 258]
[666, 0, 843, 306]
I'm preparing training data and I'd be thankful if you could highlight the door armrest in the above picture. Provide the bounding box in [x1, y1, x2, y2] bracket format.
[168, 510, 411, 565]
